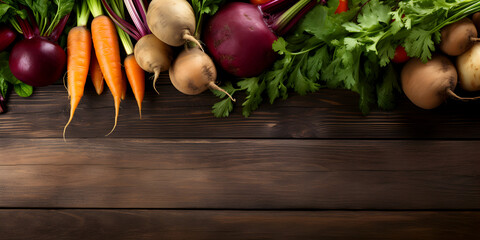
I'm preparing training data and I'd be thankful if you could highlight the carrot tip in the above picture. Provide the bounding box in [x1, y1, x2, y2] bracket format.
[105, 97, 120, 137]
[63, 116, 73, 143]
[63, 71, 69, 95]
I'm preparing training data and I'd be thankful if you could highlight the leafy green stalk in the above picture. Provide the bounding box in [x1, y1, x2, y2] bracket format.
[87, 0, 104, 18]
[190, 0, 226, 38]
[76, 1, 91, 27]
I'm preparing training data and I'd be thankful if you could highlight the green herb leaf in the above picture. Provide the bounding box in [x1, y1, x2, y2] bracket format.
[14, 83, 33, 97]
[404, 28, 435, 62]
[377, 65, 400, 110]
[238, 77, 265, 117]
[212, 98, 233, 118]
[0, 77, 8, 98]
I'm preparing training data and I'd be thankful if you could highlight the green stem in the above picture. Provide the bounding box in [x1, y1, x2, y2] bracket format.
[429, 1, 480, 33]
[272, 0, 311, 34]
[44, 5, 60, 35]
[77, 1, 91, 27]
[289, 43, 324, 55]
[194, 12, 203, 39]
[87, 0, 104, 17]
[9, 19, 22, 34]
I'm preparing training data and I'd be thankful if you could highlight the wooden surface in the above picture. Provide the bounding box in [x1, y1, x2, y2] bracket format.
[1, 76, 479, 239]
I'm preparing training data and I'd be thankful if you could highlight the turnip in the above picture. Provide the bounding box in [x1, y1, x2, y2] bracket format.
[134, 34, 172, 90]
[169, 47, 234, 101]
[204, 0, 322, 77]
[439, 18, 479, 56]
[457, 42, 480, 91]
[146, 0, 202, 48]
[6, 2, 73, 87]
[401, 54, 478, 109]
[473, 12, 480, 32]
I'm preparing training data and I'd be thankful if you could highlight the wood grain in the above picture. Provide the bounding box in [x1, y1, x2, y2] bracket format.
[1, 210, 479, 240]
[3, 84, 480, 139]
[1, 138, 479, 209]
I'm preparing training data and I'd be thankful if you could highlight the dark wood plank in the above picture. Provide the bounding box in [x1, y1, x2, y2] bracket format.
[2, 84, 480, 139]
[1, 138, 479, 209]
[1, 210, 479, 240]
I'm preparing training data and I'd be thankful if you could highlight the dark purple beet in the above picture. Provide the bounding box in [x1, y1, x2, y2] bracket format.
[203, 0, 319, 78]
[0, 25, 17, 52]
[9, 37, 66, 87]
[204, 2, 278, 77]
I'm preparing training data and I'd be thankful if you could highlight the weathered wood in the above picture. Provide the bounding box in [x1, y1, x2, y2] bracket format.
[2, 84, 480, 139]
[0, 210, 479, 240]
[1, 138, 479, 209]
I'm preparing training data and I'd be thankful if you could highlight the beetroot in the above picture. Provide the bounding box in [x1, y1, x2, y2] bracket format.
[204, 0, 322, 77]
[6, 4, 72, 87]
[9, 37, 66, 87]
[0, 25, 17, 52]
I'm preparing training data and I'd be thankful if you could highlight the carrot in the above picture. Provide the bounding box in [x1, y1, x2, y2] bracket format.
[104, 0, 145, 118]
[88, 0, 123, 135]
[121, 68, 127, 100]
[89, 49, 104, 95]
[124, 54, 145, 118]
[63, 1, 92, 140]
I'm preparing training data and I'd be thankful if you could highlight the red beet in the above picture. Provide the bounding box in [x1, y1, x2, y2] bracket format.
[0, 25, 16, 52]
[204, 0, 320, 77]
[9, 37, 66, 87]
[7, 8, 70, 87]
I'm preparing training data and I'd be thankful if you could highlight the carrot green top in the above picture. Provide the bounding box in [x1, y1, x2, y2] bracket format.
[77, 1, 91, 27]
[87, 0, 103, 18]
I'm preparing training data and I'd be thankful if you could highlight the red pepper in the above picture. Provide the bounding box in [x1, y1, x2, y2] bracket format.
[335, 0, 348, 14]
[250, 0, 273, 5]
[392, 45, 410, 63]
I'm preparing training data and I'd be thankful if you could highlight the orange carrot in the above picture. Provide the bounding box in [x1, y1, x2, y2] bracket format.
[89, 49, 104, 95]
[89, 13, 123, 135]
[104, 0, 146, 119]
[63, 2, 92, 140]
[124, 54, 145, 118]
[121, 69, 127, 100]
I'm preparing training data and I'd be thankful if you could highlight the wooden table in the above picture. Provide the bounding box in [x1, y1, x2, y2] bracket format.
[1, 75, 479, 239]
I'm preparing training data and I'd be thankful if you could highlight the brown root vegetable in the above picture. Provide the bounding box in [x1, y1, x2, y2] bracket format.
[146, 0, 201, 48]
[134, 34, 173, 93]
[457, 42, 480, 91]
[169, 47, 235, 101]
[440, 18, 478, 56]
[401, 54, 477, 109]
[473, 12, 480, 32]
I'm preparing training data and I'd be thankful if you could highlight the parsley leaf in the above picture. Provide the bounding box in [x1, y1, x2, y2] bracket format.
[238, 77, 266, 117]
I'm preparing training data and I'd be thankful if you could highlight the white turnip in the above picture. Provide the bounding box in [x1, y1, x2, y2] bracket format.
[169, 47, 234, 101]
[146, 0, 201, 48]
[401, 54, 477, 109]
[473, 12, 480, 32]
[439, 18, 479, 56]
[457, 42, 480, 91]
[134, 34, 172, 91]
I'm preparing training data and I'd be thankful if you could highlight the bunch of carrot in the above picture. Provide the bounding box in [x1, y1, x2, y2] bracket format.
[63, 0, 145, 139]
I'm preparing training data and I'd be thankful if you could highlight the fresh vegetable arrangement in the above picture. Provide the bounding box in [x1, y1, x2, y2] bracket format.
[209, 0, 480, 117]
[1, 0, 480, 134]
